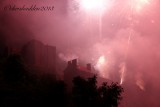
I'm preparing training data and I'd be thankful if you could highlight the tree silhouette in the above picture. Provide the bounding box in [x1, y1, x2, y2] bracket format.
[72, 76, 88, 107]
[98, 82, 124, 107]
[3, 54, 28, 83]
[0, 54, 67, 107]
[0, 54, 124, 107]
[72, 75, 124, 107]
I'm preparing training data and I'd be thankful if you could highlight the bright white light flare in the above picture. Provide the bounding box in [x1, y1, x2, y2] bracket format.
[79, 0, 108, 13]
[98, 56, 105, 65]
[81, 0, 105, 10]
[95, 55, 106, 77]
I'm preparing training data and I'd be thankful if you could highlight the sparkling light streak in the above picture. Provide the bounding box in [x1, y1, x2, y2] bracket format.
[70, 0, 152, 85]
[118, 0, 151, 84]
[119, 62, 126, 85]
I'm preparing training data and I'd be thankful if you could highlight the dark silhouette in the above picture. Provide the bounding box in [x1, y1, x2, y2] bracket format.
[0, 53, 124, 107]
[72, 75, 124, 107]
[3, 54, 29, 83]
[0, 54, 66, 107]
[98, 82, 124, 107]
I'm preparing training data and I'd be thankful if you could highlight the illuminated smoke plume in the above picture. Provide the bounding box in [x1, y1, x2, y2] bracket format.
[95, 55, 107, 78]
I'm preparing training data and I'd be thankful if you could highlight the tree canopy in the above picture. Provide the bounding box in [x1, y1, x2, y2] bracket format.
[72, 75, 124, 107]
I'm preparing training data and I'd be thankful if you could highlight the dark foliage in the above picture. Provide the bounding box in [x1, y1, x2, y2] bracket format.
[3, 54, 28, 83]
[72, 75, 99, 107]
[0, 54, 66, 107]
[72, 75, 124, 107]
[0, 54, 123, 107]
[98, 82, 124, 107]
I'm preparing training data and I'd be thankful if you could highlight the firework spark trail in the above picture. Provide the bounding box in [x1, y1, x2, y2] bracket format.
[120, 0, 150, 84]
[120, 28, 133, 84]
[120, 0, 134, 85]
[99, 12, 103, 40]
[125, 0, 134, 59]
[71, 0, 149, 84]
[94, 0, 134, 82]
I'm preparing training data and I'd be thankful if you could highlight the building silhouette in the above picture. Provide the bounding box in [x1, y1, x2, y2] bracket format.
[21, 40, 56, 72]
[64, 59, 111, 91]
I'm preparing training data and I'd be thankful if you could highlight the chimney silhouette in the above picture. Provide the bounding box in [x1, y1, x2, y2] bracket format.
[67, 61, 72, 67]
[87, 63, 91, 71]
[72, 59, 77, 69]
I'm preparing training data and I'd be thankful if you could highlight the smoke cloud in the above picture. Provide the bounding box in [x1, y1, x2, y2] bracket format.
[1, 0, 160, 106]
